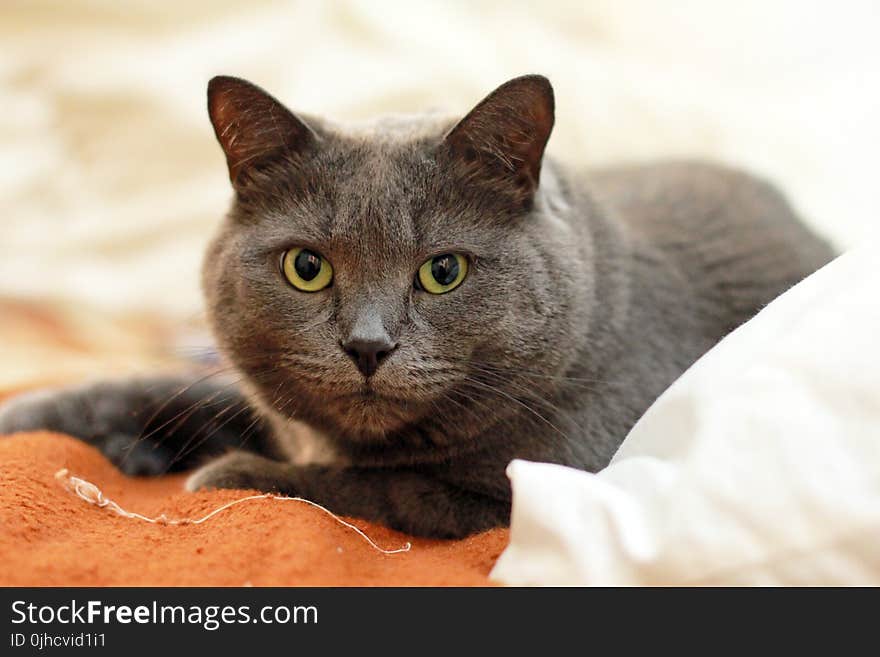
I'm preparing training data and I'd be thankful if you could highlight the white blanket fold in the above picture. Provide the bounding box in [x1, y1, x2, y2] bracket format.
[492, 247, 880, 585]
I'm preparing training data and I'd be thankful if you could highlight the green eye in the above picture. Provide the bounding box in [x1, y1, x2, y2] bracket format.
[282, 247, 333, 292]
[417, 253, 468, 294]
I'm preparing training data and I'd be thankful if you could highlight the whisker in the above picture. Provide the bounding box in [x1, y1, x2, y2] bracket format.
[458, 376, 573, 444]
[168, 402, 255, 471]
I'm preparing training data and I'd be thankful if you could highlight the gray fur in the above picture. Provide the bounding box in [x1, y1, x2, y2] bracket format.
[0, 75, 834, 537]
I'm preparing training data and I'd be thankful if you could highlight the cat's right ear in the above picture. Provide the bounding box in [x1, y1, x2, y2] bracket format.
[442, 75, 555, 205]
[207, 76, 318, 188]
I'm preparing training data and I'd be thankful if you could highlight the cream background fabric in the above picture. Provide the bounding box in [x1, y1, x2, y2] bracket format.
[1, 0, 878, 316]
[492, 247, 880, 585]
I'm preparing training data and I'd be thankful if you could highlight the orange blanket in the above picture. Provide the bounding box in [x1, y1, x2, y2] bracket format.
[0, 432, 507, 586]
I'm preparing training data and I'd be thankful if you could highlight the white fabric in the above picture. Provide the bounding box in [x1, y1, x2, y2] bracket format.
[491, 247, 880, 585]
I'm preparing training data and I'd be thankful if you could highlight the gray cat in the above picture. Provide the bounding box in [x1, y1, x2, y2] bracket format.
[0, 75, 833, 538]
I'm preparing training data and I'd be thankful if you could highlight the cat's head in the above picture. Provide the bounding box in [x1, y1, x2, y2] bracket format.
[202, 75, 592, 448]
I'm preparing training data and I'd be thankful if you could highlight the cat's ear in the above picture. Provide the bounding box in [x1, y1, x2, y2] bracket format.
[443, 75, 554, 198]
[207, 76, 317, 187]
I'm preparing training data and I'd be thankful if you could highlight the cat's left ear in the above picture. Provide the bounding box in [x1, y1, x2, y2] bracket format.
[443, 75, 555, 198]
[207, 76, 318, 187]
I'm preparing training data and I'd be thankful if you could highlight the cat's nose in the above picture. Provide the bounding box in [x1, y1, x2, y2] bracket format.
[341, 337, 397, 378]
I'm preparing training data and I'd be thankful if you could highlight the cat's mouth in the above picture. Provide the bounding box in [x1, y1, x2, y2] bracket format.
[321, 384, 428, 438]
[338, 386, 407, 404]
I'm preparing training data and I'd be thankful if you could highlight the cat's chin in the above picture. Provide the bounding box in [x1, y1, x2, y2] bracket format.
[327, 390, 420, 439]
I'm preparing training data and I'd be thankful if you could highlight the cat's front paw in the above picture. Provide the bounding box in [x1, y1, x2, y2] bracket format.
[0, 388, 73, 436]
[186, 451, 296, 494]
[0, 386, 174, 476]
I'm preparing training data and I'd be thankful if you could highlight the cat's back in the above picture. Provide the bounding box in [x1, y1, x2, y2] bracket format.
[585, 160, 835, 330]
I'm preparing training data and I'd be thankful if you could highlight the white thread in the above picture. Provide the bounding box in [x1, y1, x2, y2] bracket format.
[54, 469, 411, 555]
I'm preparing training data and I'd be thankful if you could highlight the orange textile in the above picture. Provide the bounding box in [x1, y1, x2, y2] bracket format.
[0, 432, 507, 586]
